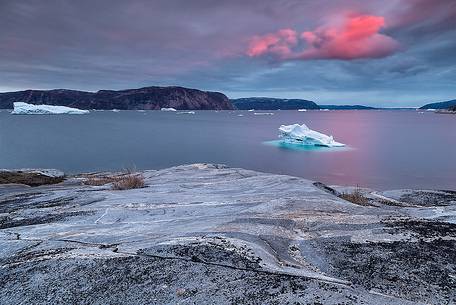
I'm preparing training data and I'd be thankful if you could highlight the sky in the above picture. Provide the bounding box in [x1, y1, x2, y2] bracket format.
[1, 0, 455, 106]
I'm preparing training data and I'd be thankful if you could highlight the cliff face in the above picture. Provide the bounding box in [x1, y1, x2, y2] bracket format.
[231, 97, 320, 110]
[0, 86, 234, 110]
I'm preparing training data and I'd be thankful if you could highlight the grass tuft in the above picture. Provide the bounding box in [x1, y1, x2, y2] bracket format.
[112, 174, 145, 190]
[340, 187, 370, 206]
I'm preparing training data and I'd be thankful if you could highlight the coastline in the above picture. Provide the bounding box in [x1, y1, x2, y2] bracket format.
[1, 164, 455, 304]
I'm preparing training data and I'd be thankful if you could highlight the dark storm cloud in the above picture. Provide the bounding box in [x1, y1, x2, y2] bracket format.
[0, 0, 455, 106]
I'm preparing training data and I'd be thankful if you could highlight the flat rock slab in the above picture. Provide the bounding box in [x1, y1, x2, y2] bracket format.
[0, 164, 455, 304]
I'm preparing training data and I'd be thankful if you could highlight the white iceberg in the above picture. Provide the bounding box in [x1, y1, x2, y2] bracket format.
[161, 107, 177, 111]
[298, 109, 307, 112]
[278, 123, 345, 147]
[11, 102, 89, 115]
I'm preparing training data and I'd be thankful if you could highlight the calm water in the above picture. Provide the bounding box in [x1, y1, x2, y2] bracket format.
[1, 110, 455, 190]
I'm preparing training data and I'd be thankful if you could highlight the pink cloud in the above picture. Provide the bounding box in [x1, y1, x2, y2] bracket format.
[246, 15, 400, 61]
[246, 29, 297, 58]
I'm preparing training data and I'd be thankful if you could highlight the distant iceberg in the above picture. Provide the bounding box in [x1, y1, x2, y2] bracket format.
[176, 111, 195, 115]
[298, 109, 307, 112]
[161, 107, 177, 111]
[11, 102, 89, 115]
[254, 112, 274, 115]
[279, 124, 345, 147]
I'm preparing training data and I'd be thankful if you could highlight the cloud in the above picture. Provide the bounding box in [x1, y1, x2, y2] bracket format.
[0, 1, 455, 106]
[246, 29, 298, 57]
[247, 14, 400, 61]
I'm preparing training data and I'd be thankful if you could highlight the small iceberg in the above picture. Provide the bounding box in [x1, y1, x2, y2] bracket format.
[11, 102, 89, 115]
[177, 111, 195, 115]
[161, 107, 177, 112]
[112, 109, 120, 112]
[279, 124, 345, 147]
[298, 109, 307, 112]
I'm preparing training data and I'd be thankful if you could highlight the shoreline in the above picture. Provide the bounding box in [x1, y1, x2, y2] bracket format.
[1, 164, 455, 304]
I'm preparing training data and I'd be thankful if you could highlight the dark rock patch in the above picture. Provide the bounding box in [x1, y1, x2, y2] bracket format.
[0, 211, 94, 230]
[0, 194, 77, 214]
[0, 254, 379, 305]
[0, 170, 64, 187]
[320, 237, 456, 304]
[313, 182, 340, 196]
[384, 218, 456, 239]
[140, 240, 262, 271]
[399, 191, 456, 207]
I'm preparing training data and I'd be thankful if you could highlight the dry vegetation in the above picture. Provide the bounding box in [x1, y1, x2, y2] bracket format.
[112, 174, 145, 190]
[339, 188, 370, 206]
[83, 169, 145, 190]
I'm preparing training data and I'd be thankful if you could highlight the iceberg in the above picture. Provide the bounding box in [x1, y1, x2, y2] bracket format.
[254, 112, 274, 115]
[177, 111, 195, 114]
[11, 102, 89, 115]
[278, 124, 345, 147]
[161, 107, 177, 111]
[298, 109, 307, 112]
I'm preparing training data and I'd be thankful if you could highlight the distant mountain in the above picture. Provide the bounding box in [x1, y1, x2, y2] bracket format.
[0, 86, 234, 110]
[320, 105, 377, 110]
[231, 98, 320, 110]
[419, 99, 456, 110]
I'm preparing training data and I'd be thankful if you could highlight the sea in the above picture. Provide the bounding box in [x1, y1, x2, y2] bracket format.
[1, 109, 455, 190]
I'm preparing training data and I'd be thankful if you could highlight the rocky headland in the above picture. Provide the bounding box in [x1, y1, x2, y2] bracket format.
[0, 164, 455, 304]
[420, 99, 456, 110]
[231, 98, 320, 110]
[0, 86, 234, 110]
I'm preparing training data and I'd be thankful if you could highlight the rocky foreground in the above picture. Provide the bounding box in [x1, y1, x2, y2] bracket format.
[0, 164, 455, 304]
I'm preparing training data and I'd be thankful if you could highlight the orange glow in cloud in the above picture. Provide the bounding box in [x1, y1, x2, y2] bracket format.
[247, 15, 400, 60]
